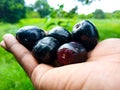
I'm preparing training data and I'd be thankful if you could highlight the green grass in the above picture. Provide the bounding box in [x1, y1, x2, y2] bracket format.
[0, 47, 34, 90]
[90, 19, 120, 40]
[0, 18, 120, 90]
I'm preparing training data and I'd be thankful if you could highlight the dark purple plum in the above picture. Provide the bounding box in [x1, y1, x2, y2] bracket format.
[32, 36, 60, 64]
[48, 26, 72, 45]
[57, 42, 87, 66]
[16, 26, 46, 51]
[72, 20, 99, 51]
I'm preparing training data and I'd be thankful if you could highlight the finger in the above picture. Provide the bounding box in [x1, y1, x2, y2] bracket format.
[0, 40, 7, 50]
[2, 34, 39, 77]
[88, 38, 120, 61]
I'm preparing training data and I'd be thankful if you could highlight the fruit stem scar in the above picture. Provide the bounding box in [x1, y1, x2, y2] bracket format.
[76, 24, 80, 28]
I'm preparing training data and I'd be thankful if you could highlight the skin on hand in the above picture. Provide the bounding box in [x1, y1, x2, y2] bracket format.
[0, 34, 120, 90]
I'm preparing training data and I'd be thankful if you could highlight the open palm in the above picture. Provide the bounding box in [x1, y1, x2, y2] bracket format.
[1, 34, 120, 90]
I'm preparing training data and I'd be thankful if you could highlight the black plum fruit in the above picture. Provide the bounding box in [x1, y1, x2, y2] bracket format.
[57, 42, 87, 66]
[16, 26, 46, 51]
[48, 26, 72, 45]
[72, 20, 99, 51]
[32, 36, 60, 64]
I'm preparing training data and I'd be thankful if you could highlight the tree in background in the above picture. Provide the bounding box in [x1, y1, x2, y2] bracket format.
[56, 4, 67, 18]
[68, 6, 78, 18]
[26, 4, 40, 18]
[93, 9, 105, 19]
[0, 0, 26, 23]
[33, 0, 97, 18]
[113, 10, 120, 18]
[76, 0, 98, 4]
[34, 0, 51, 18]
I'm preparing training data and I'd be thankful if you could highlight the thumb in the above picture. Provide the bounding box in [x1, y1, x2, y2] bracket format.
[0, 34, 53, 77]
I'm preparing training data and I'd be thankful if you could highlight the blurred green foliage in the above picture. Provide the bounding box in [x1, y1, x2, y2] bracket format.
[1, 0, 120, 24]
[0, 0, 26, 23]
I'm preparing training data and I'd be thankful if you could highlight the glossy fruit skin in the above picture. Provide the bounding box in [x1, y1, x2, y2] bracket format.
[48, 26, 72, 45]
[16, 26, 46, 51]
[32, 36, 60, 64]
[57, 42, 87, 66]
[72, 20, 99, 51]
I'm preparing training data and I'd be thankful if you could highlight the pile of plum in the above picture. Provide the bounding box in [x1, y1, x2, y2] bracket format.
[16, 20, 99, 66]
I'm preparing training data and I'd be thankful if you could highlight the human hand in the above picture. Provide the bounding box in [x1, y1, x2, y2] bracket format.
[1, 34, 120, 90]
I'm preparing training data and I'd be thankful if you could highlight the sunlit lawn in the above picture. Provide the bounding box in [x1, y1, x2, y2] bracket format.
[0, 18, 120, 90]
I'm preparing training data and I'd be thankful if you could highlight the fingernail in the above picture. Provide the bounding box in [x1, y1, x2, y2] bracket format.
[0, 40, 6, 48]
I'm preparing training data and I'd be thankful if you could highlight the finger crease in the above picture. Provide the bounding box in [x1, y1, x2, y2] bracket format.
[8, 42, 19, 51]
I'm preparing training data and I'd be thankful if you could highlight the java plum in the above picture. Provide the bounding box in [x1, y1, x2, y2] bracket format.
[48, 26, 72, 45]
[16, 26, 46, 51]
[57, 42, 87, 66]
[32, 36, 60, 64]
[72, 20, 99, 51]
